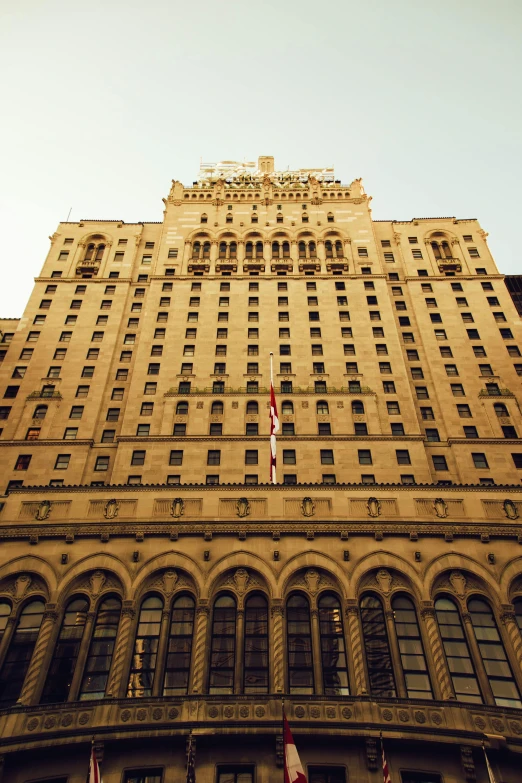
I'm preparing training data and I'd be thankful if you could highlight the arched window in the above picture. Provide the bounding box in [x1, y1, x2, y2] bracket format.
[494, 403, 509, 417]
[41, 597, 89, 704]
[298, 241, 306, 259]
[33, 405, 48, 419]
[431, 242, 442, 260]
[246, 401, 258, 415]
[209, 595, 236, 694]
[302, 213, 309, 223]
[325, 241, 333, 258]
[203, 241, 211, 259]
[219, 242, 227, 259]
[281, 401, 294, 414]
[163, 594, 195, 696]
[229, 242, 237, 259]
[352, 400, 364, 415]
[287, 595, 314, 694]
[255, 241, 263, 259]
[316, 400, 329, 415]
[127, 596, 163, 698]
[318, 593, 349, 695]
[468, 598, 521, 708]
[244, 594, 269, 694]
[392, 595, 432, 699]
[277, 214, 284, 224]
[85, 243, 95, 261]
[515, 598, 522, 634]
[0, 602, 10, 643]
[360, 595, 396, 697]
[94, 244, 105, 262]
[441, 241, 452, 258]
[435, 597, 481, 703]
[327, 212, 334, 223]
[272, 242, 280, 259]
[79, 596, 121, 700]
[226, 214, 233, 224]
[211, 401, 224, 415]
[335, 240, 343, 257]
[176, 401, 189, 415]
[309, 242, 317, 258]
[282, 241, 290, 258]
[192, 241, 201, 259]
[201, 213, 208, 224]
[0, 599, 45, 705]
[245, 242, 253, 259]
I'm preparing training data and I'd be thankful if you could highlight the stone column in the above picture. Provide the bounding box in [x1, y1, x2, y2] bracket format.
[420, 604, 454, 701]
[290, 241, 298, 266]
[500, 604, 522, 693]
[152, 609, 172, 697]
[344, 238, 354, 268]
[384, 608, 407, 698]
[310, 608, 323, 695]
[18, 604, 59, 706]
[0, 616, 17, 671]
[345, 601, 368, 696]
[316, 240, 326, 273]
[210, 241, 219, 272]
[271, 602, 284, 693]
[234, 608, 245, 694]
[106, 600, 136, 699]
[237, 241, 245, 266]
[68, 610, 96, 701]
[191, 601, 210, 694]
[462, 611, 495, 705]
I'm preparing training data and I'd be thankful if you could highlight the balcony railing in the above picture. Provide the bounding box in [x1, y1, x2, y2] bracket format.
[27, 391, 62, 400]
[479, 388, 514, 397]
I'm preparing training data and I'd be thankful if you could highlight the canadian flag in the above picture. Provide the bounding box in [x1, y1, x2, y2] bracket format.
[89, 746, 101, 783]
[283, 710, 307, 783]
[269, 359, 280, 484]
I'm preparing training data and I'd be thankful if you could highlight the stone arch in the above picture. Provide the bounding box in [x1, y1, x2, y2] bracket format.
[499, 556, 522, 603]
[132, 551, 203, 600]
[0, 555, 56, 600]
[351, 551, 423, 601]
[204, 551, 276, 600]
[57, 553, 131, 603]
[423, 553, 497, 603]
[279, 551, 349, 600]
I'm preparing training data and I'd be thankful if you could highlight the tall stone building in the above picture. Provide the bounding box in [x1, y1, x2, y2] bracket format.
[0, 157, 521, 782]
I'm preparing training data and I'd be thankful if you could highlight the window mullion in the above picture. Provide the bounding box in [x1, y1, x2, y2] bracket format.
[152, 607, 171, 698]
[68, 608, 96, 702]
[234, 607, 245, 694]
[310, 606, 324, 695]
[384, 603, 408, 698]
[461, 610, 495, 705]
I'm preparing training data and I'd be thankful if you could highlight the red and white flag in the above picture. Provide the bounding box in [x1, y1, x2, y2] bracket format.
[269, 354, 279, 483]
[381, 736, 391, 783]
[89, 746, 101, 783]
[283, 710, 307, 783]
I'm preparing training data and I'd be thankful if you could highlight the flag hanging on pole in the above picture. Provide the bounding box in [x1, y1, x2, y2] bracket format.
[283, 709, 307, 783]
[381, 735, 391, 783]
[483, 745, 497, 783]
[88, 745, 101, 783]
[269, 352, 279, 484]
[186, 733, 196, 783]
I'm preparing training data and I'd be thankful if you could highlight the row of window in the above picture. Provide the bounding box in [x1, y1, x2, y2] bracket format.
[0, 590, 520, 707]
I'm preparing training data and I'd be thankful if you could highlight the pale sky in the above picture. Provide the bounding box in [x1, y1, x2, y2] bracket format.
[1, 0, 521, 317]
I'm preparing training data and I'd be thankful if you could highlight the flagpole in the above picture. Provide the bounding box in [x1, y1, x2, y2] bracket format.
[483, 741, 498, 783]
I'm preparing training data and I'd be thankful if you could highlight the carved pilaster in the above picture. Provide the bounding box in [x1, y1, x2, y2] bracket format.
[275, 735, 284, 767]
[500, 604, 522, 670]
[365, 737, 378, 771]
[460, 746, 476, 782]
[345, 601, 367, 695]
[18, 603, 59, 705]
[105, 600, 135, 698]
[421, 602, 454, 700]
[191, 601, 210, 693]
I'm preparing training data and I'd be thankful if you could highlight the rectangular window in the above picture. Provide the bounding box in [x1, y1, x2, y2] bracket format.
[387, 401, 400, 414]
[457, 404, 472, 417]
[106, 408, 120, 421]
[379, 362, 392, 374]
[69, 406, 84, 419]
[430, 313, 442, 323]
[425, 428, 440, 442]
[131, 450, 146, 465]
[173, 423, 187, 436]
[245, 423, 258, 435]
[425, 298, 437, 308]
[412, 249, 423, 259]
[432, 455, 448, 471]
[445, 364, 459, 376]
[420, 407, 434, 420]
[357, 247, 368, 257]
[313, 362, 325, 374]
[479, 364, 494, 376]
[206, 475, 219, 485]
[209, 423, 222, 436]
[507, 345, 521, 357]
[396, 449, 411, 465]
[461, 313, 474, 323]
[76, 385, 90, 398]
[382, 381, 396, 393]
[415, 386, 429, 399]
[101, 430, 115, 443]
[463, 426, 479, 438]
[148, 363, 161, 375]
[358, 449, 372, 465]
[54, 454, 70, 470]
[15, 455, 32, 471]
[472, 453, 489, 468]
[473, 346, 487, 357]
[320, 449, 334, 464]
[280, 362, 292, 374]
[500, 328, 514, 339]
[451, 384, 465, 396]
[383, 252, 395, 262]
[375, 344, 388, 355]
[318, 423, 332, 435]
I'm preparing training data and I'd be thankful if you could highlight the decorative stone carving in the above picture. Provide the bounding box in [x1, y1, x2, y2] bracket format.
[503, 498, 519, 520]
[433, 497, 448, 518]
[89, 571, 106, 596]
[300, 497, 315, 517]
[367, 497, 381, 518]
[375, 569, 393, 595]
[162, 570, 178, 594]
[449, 571, 467, 598]
[239, 706, 249, 718]
[460, 746, 476, 782]
[170, 498, 184, 518]
[233, 568, 250, 594]
[381, 709, 393, 721]
[13, 574, 32, 601]
[34, 499, 52, 521]
[304, 569, 321, 595]
[255, 706, 265, 717]
[342, 707, 352, 720]
[365, 738, 378, 771]
[236, 497, 250, 518]
[294, 706, 305, 718]
[104, 499, 119, 520]
[414, 711, 426, 724]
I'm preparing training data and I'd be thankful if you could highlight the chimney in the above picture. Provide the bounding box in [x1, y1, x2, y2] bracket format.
[258, 156, 274, 174]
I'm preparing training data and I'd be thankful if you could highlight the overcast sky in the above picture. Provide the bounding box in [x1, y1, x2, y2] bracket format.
[0, 0, 520, 317]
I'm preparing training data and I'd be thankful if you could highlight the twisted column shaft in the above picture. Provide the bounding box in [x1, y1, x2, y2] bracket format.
[106, 602, 135, 698]
[271, 604, 284, 693]
[18, 606, 58, 705]
[191, 602, 209, 694]
[421, 607, 454, 700]
[345, 603, 367, 696]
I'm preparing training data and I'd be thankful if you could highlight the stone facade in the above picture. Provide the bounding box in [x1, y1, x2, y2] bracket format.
[0, 157, 520, 782]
